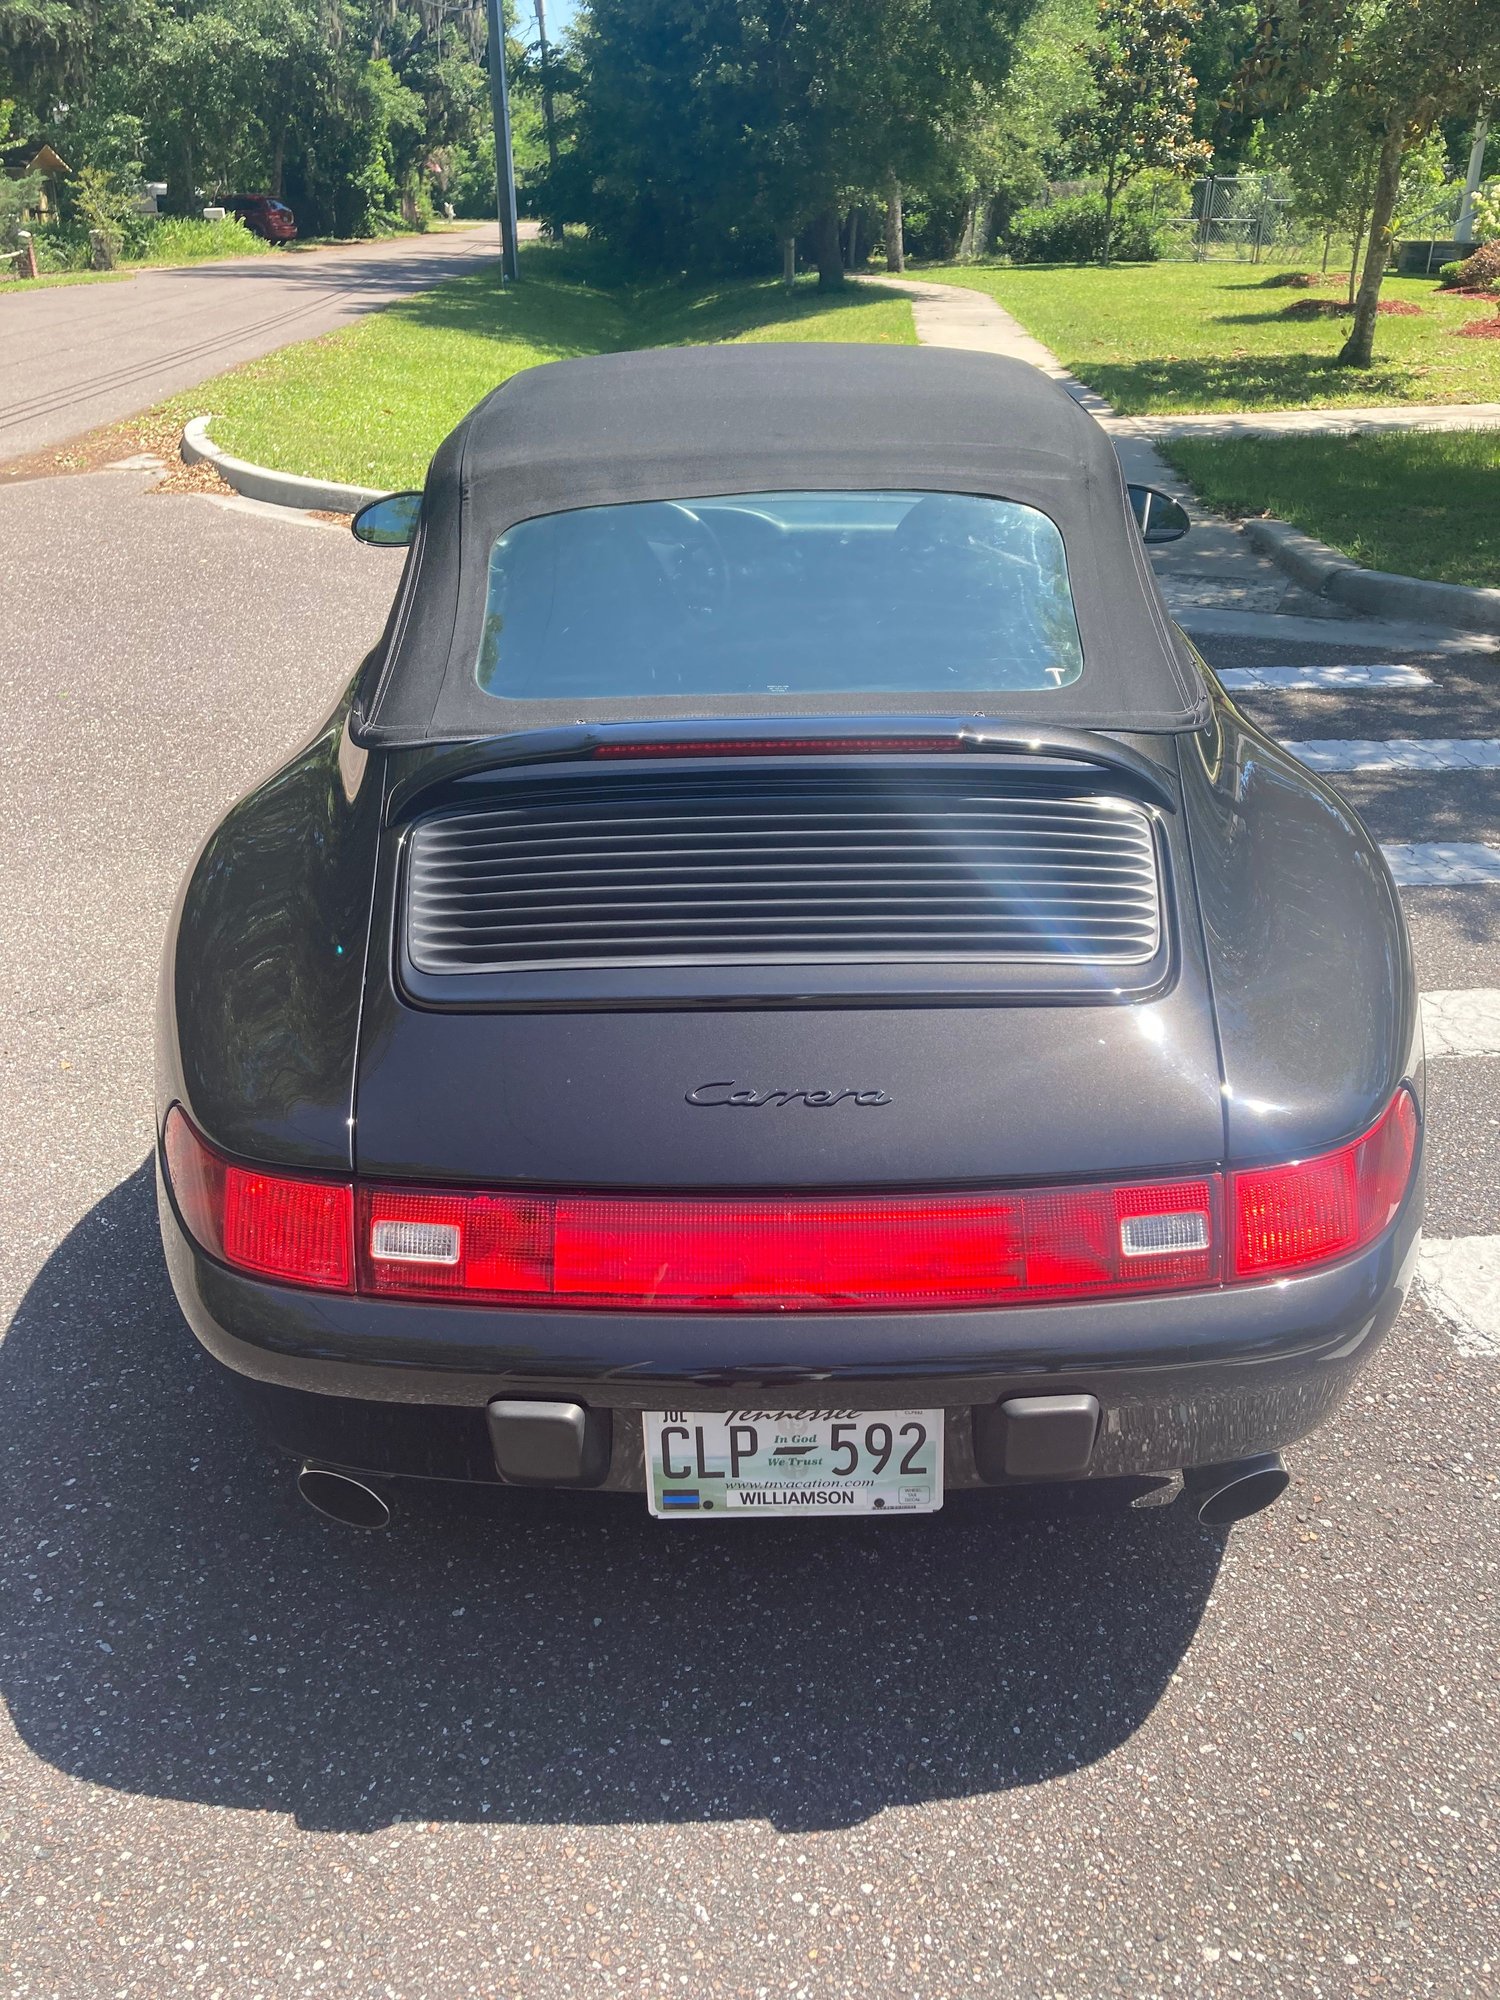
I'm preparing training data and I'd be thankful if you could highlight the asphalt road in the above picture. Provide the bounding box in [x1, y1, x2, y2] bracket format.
[0, 471, 1496, 1999]
[0, 226, 512, 460]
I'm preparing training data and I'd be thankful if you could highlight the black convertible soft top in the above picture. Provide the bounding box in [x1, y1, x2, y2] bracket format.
[358, 342, 1208, 743]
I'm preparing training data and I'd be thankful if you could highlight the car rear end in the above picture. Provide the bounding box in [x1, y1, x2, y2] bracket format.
[158, 724, 1421, 1524]
[156, 357, 1422, 1525]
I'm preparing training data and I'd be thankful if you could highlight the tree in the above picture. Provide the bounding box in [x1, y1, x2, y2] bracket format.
[572, 0, 1039, 287]
[1062, 0, 1211, 262]
[1241, 0, 1500, 368]
[1273, 90, 1425, 302]
[0, 0, 522, 240]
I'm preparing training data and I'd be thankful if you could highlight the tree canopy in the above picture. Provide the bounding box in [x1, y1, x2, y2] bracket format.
[570, 0, 1041, 284]
[0, 0, 533, 237]
[1242, 0, 1500, 362]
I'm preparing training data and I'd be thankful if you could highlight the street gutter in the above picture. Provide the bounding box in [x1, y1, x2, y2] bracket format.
[1243, 516, 1500, 638]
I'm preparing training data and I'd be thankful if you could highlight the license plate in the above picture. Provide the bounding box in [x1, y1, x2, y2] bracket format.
[643, 1408, 943, 1519]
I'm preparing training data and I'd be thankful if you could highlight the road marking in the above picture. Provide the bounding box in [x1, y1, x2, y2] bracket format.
[1220, 665, 1433, 691]
[1382, 843, 1500, 885]
[1286, 738, 1500, 772]
[1417, 1238, 1500, 1358]
[1421, 989, 1500, 1058]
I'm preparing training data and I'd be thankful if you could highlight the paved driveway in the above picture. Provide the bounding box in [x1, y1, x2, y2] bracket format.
[0, 226, 518, 460]
[0, 471, 1495, 1999]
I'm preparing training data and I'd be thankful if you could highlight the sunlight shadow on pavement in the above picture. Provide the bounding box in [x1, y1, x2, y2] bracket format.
[0, 1164, 1224, 1835]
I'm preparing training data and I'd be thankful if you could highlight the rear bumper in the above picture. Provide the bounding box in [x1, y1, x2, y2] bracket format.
[159, 1159, 1422, 1491]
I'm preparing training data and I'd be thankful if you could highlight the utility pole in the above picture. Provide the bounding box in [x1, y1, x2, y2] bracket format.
[1456, 110, 1490, 246]
[486, 0, 521, 281]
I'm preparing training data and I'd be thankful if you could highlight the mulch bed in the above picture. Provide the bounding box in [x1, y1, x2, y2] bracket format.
[1278, 297, 1424, 320]
[1458, 316, 1500, 338]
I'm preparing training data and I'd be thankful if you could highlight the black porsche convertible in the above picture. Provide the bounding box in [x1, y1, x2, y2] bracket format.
[156, 344, 1423, 1530]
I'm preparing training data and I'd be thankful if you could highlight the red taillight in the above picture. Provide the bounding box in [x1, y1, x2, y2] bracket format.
[593, 737, 964, 759]
[163, 1090, 1416, 1310]
[163, 1108, 353, 1291]
[358, 1178, 1218, 1311]
[1229, 1088, 1418, 1279]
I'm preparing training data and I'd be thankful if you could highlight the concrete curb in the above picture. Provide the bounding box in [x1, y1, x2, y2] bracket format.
[1244, 517, 1500, 637]
[181, 415, 386, 515]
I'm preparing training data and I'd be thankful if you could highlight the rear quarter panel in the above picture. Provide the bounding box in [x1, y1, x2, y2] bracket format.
[156, 699, 383, 1171]
[1180, 691, 1421, 1165]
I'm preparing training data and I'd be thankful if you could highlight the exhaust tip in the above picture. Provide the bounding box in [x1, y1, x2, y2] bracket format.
[1185, 1452, 1289, 1527]
[297, 1464, 392, 1530]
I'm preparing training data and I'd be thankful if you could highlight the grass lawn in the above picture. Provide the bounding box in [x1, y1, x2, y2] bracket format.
[914, 261, 1500, 414]
[1162, 429, 1500, 590]
[0, 268, 131, 295]
[176, 242, 915, 490]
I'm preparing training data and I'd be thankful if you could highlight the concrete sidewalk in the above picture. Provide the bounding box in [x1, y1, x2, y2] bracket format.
[1120, 402, 1500, 443]
[877, 275, 1342, 622]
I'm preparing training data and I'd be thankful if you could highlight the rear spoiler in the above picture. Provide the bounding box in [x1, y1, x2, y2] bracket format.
[383, 718, 1180, 820]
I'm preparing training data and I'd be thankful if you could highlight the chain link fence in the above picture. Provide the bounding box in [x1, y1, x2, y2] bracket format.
[1153, 174, 1323, 265]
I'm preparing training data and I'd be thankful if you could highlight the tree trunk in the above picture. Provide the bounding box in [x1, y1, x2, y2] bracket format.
[270, 128, 286, 200]
[852, 207, 872, 270]
[955, 196, 978, 261]
[959, 195, 991, 261]
[1339, 119, 1406, 369]
[885, 175, 904, 273]
[780, 233, 796, 285]
[164, 132, 197, 218]
[1345, 202, 1371, 308]
[811, 207, 844, 291]
[1101, 177, 1118, 265]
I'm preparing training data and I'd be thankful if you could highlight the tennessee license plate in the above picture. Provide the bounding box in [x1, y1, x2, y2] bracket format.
[643, 1408, 943, 1518]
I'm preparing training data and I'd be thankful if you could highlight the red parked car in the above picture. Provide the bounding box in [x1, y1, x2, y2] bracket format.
[223, 195, 297, 244]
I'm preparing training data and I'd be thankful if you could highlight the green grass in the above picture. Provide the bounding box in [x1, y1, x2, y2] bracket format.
[1162, 429, 1500, 589]
[0, 267, 130, 294]
[178, 242, 915, 489]
[128, 216, 275, 266]
[913, 261, 1500, 414]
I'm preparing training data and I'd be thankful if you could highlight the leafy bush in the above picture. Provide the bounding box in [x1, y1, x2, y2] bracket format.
[71, 166, 140, 265]
[29, 222, 91, 271]
[18, 211, 270, 270]
[1438, 242, 1500, 293]
[1, 170, 42, 251]
[1005, 190, 1162, 264]
[1469, 181, 1499, 244]
[129, 215, 271, 264]
[1260, 269, 1320, 288]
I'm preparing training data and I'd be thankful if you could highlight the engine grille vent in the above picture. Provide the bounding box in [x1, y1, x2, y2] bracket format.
[403, 770, 1162, 976]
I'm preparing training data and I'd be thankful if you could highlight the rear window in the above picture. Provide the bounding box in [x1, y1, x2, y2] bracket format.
[474, 490, 1084, 701]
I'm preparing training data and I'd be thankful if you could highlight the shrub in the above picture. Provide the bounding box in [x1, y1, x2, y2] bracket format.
[1438, 242, 1500, 293]
[1, 169, 42, 251]
[71, 166, 140, 266]
[129, 215, 271, 265]
[1005, 190, 1162, 264]
[1260, 269, 1319, 288]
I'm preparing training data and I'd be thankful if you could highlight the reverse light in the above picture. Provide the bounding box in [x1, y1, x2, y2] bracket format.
[1229, 1087, 1418, 1279]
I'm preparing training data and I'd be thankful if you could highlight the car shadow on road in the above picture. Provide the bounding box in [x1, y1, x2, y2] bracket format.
[0, 1163, 1224, 1835]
